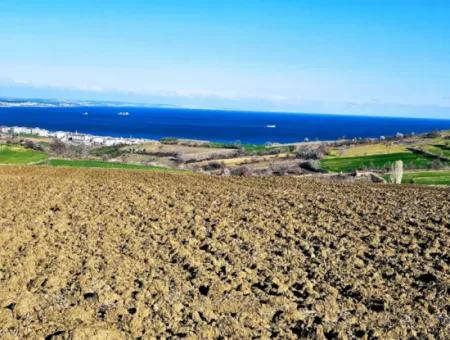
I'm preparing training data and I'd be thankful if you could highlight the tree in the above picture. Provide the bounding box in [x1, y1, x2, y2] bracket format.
[23, 140, 36, 149]
[50, 139, 67, 155]
[430, 159, 443, 170]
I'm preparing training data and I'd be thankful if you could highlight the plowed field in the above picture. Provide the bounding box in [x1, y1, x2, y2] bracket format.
[0, 166, 449, 339]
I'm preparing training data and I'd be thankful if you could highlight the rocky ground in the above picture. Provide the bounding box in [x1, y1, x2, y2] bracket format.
[0, 166, 449, 339]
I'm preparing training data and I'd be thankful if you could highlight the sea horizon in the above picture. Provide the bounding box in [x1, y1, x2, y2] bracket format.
[1, 105, 450, 144]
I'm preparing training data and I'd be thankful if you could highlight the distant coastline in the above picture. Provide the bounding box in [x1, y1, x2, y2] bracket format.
[0, 125, 153, 147]
[2, 97, 450, 120]
[1, 103, 450, 144]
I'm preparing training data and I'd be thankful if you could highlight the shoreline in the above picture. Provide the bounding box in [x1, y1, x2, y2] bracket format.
[0, 123, 408, 148]
[0, 125, 155, 147]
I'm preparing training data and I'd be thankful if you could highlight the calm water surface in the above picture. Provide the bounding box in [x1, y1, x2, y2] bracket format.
[1, 106, 450, 144]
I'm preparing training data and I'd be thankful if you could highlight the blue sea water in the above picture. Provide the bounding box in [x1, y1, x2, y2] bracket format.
[1, 106, 450, 144]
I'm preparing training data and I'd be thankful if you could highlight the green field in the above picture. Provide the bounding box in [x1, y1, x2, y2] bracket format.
[401, 171, 450, 185]
[321, 152, 439, 173]
[208, 141, 240, 149]
[47, 159, 172, 171]
[423, 144, 450, 158]
[242, 144, 270, 154]
[89, 145, 125, 158]
[0, 145, 47, 164]
[383, 171, 450, 185]
[208, 142, 292, 155]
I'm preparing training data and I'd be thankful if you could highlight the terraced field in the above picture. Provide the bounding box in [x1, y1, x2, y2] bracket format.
[401, 171, 450, 185]
[0, 167, 449, 338]
[47, 159, 171, 171]
[424, 144, 450, 159]
[327, 143, 407, 157]
[321, 152, 438, 173]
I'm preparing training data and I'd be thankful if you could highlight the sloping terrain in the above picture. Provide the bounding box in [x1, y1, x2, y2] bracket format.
[0, 166, 449, 339]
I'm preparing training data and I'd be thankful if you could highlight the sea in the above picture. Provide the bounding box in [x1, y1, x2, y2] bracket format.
[1, 106, 450, 144]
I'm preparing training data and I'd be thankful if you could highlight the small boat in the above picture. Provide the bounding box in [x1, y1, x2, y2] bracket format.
[118, 111, 130, 116]
[266, 124, 276, 128]
[82, 112, 89, 116]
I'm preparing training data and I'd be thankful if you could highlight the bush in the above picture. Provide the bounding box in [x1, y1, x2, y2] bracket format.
[202, 161, 224, 171]
[50, 139, 67, 156]
[160, 137, 178, 144]
[90, 145, 124, 159]
[23, 140, 36, 149]
[430, 159, 443, 170]
[270, 164, 289, 176]
[230, 166, 252, 177]
[300, 160, 322, 172]
[425, 130, 441, 138]
[22, 140, 44, 151]
[295, 145, 325, 159]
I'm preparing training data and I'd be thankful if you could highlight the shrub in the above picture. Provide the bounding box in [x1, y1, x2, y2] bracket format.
[90, 145, 124, 159]
[295, 145, 325, 159]
[230, 166, 252, 177]
[270, 164, 289, 176]
[50, 139, 67, 156]
[22, 140, 44, 151]
[425, 130, 441, 138]
[430, 159, 443, 170]
[300, 160, 322, 172]
[23, 140, 36, 149]
[202, 161, 224, 171]
[160, 137, 178, 144]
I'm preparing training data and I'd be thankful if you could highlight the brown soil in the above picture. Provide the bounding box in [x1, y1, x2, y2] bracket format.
[0, 166, 449, 339]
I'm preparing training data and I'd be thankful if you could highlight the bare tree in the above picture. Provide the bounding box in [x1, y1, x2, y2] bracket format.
[50, 139, 67, 156]
[23, 139, 43, 151]
[80, 145, 90, 158]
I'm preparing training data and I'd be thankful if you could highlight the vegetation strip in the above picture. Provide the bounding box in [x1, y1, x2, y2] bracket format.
[47, 159, 173, 171]
[0, 144, 47, 164]
[321, 152, 443, 173]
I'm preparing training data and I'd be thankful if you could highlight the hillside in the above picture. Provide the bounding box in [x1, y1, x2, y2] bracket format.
[0, 167, 449, 338]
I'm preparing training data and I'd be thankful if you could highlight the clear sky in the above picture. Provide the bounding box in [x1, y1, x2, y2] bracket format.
[1, 0, 450, 117]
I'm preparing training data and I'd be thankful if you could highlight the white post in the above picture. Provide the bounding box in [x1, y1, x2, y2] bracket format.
[390, 160, 404, 184]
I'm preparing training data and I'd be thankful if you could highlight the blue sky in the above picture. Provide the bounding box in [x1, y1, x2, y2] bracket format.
[1, 0, 450, 117]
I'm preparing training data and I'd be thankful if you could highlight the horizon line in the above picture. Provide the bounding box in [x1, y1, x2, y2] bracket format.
[1, 95, 450, 121]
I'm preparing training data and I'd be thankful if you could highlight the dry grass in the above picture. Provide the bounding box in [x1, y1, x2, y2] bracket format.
[0, 166, 449, 338]
[128, 142, 228, 155]
[328, 143, 407, 157]
[192, 153, 291, 168]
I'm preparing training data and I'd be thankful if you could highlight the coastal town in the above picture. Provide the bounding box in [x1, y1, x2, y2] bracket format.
[0, 125, 153, 146]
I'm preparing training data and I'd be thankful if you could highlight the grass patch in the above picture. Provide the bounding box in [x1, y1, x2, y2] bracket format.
[159, 137, 179, 143]
[393, 171, 450, 185]
[163, 140, 293, 155]
[321, 152, 439, 173]
[242, 144, 270, 154]
[208, 142, 240, 149]
[208, 142, 286, 155]
[0, 145, 47, 164]
[90, 145, 125, 158]
[47, 159, 173, 172]
[423, 144, 450, 158]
